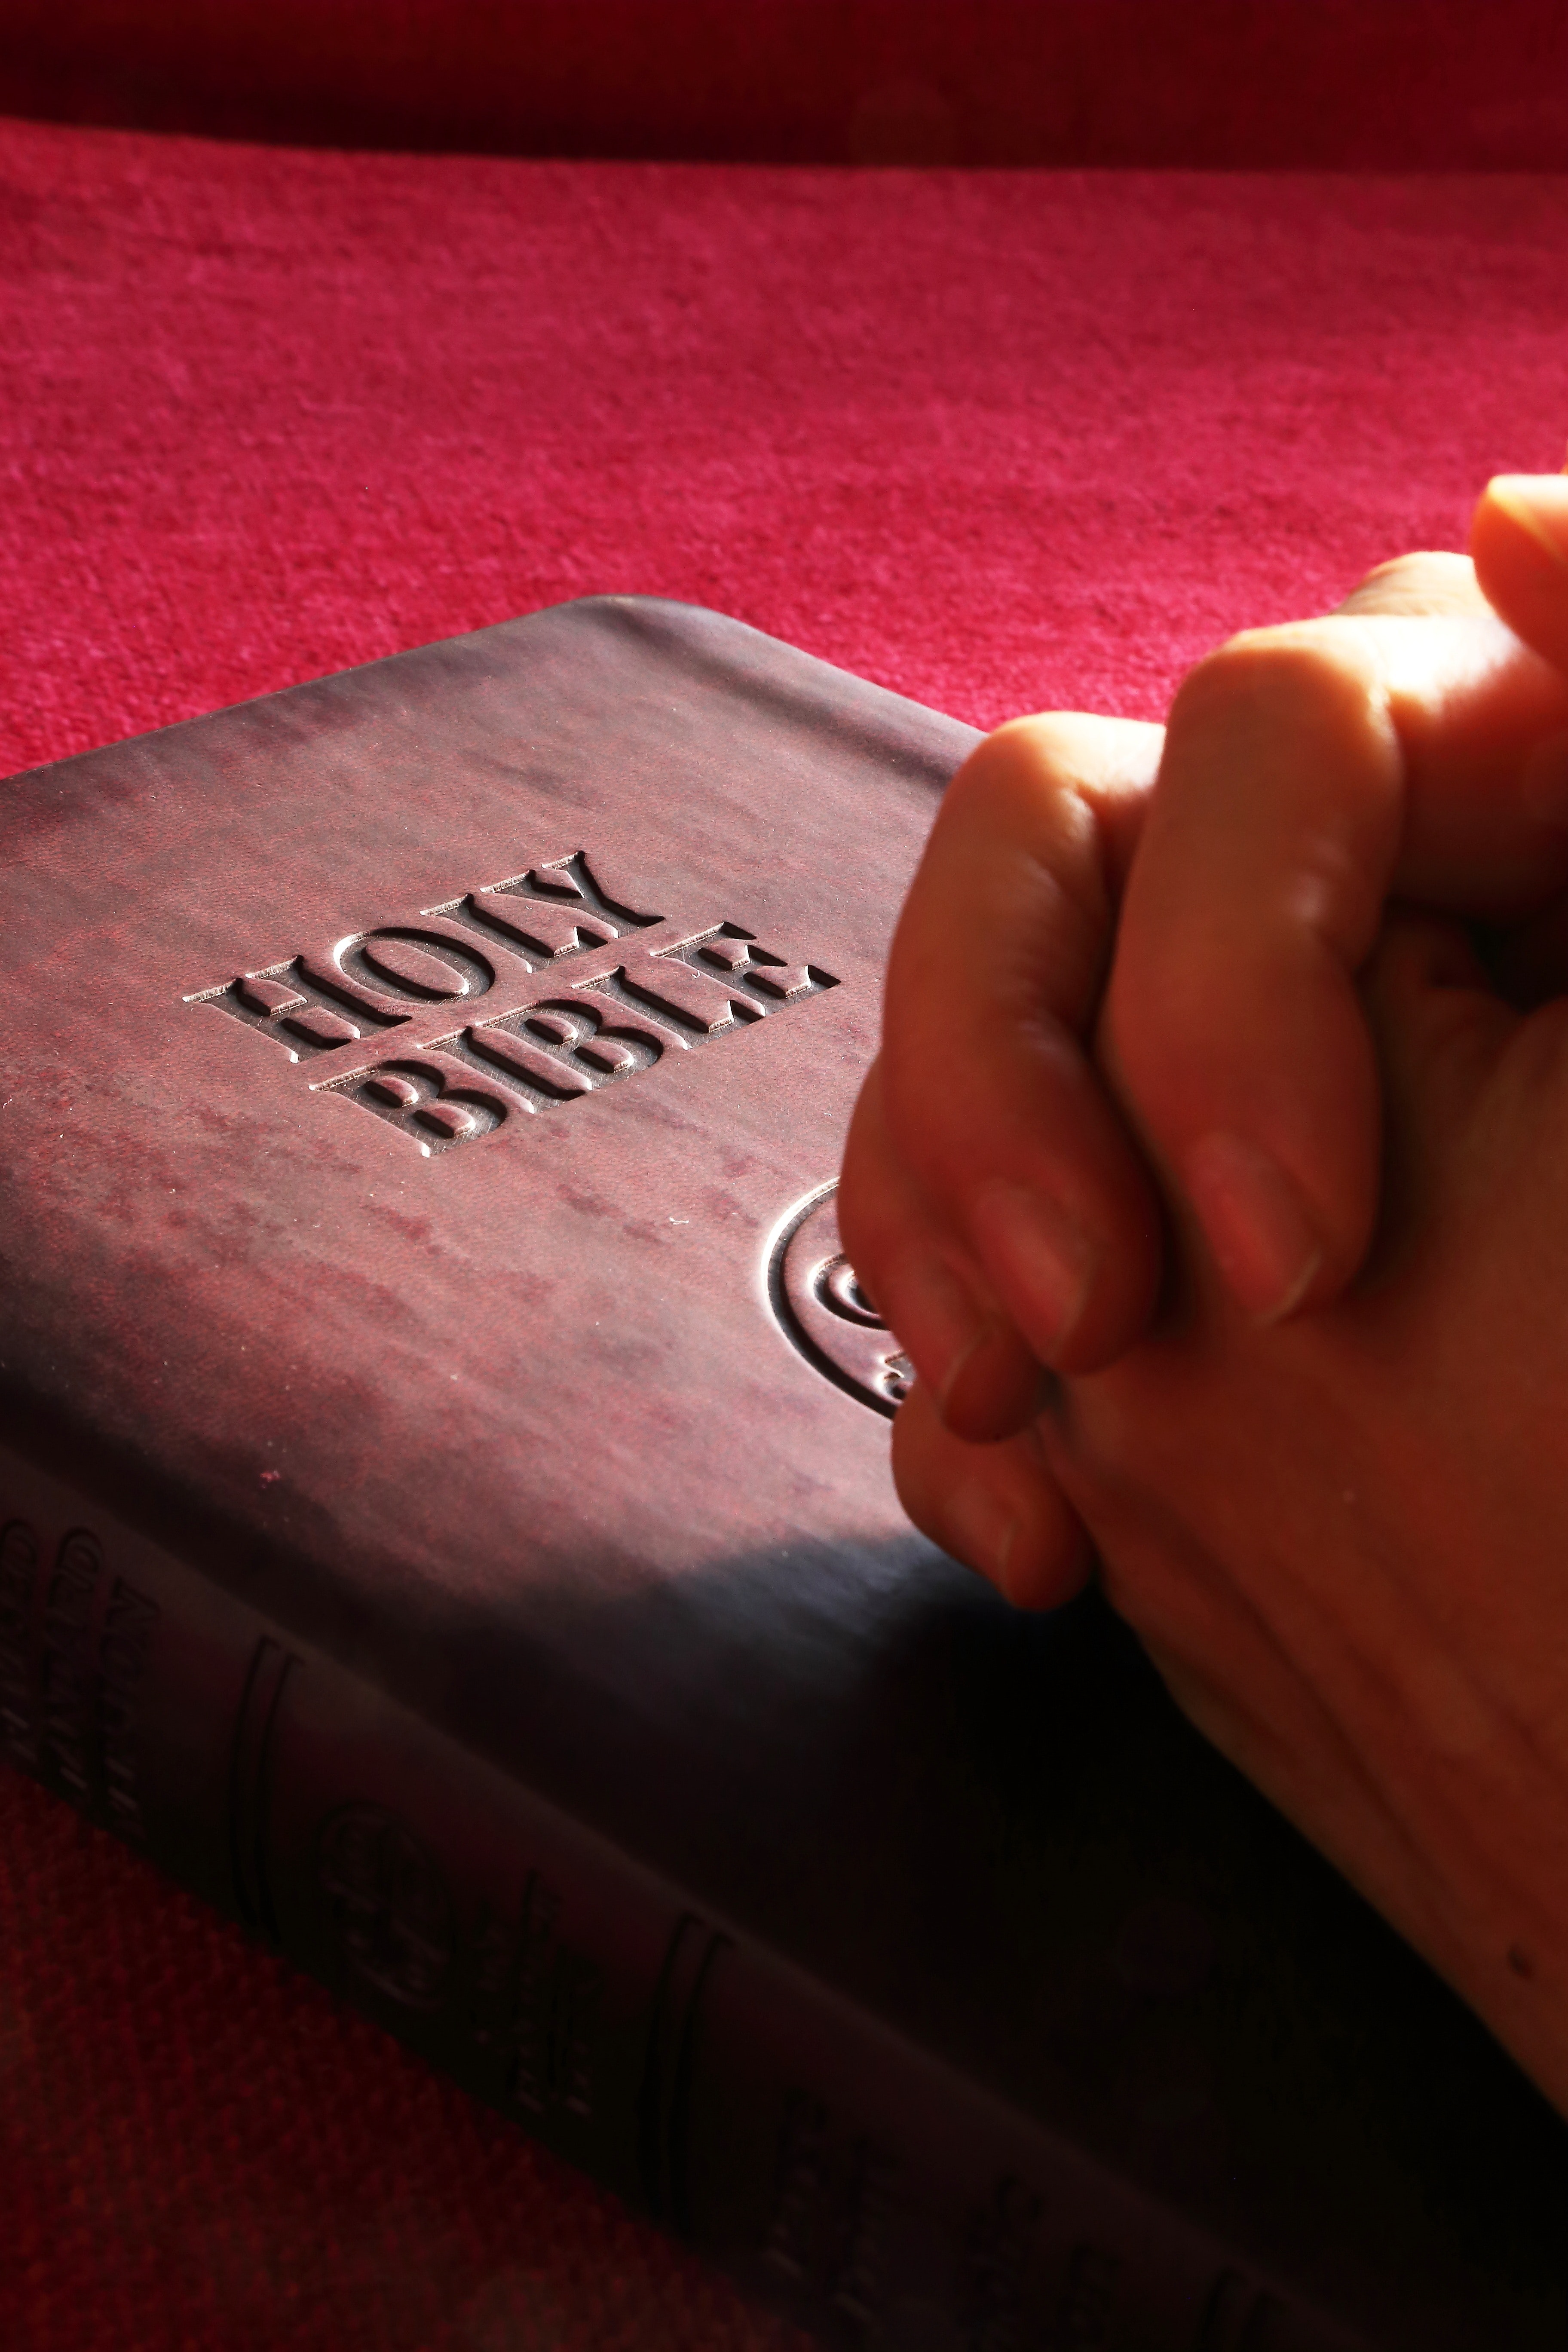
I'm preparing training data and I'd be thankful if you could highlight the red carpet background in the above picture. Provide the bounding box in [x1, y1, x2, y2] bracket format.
[3, 111, 1568, 2350]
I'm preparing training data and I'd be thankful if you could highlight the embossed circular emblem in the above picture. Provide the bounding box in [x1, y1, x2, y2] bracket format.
[316, 1804, 454, 2009]
[768, 1184, 913, 1418]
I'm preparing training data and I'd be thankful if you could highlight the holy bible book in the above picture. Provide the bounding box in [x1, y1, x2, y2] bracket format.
[0, 598, 1560, 2350]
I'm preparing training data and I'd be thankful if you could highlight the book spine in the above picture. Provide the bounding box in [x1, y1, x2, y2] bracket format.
[0, 1446, 1373, 2352]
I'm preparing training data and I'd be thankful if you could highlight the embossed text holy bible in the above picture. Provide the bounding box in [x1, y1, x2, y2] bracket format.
[0, 600, 1561, 2350]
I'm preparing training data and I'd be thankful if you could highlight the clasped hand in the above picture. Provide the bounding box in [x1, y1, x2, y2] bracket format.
[839, 475, 1568, 2115]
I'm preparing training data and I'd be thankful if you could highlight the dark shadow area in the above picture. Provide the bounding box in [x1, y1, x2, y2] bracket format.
[420, 1527, 1568, 2347]
[5, 1, 1568, 171]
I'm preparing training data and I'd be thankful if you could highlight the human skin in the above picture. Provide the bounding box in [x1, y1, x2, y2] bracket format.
[837, 477, 1568, 2112]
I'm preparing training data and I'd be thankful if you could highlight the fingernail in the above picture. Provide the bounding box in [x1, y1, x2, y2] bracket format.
[943, 1479, 1017, 1591]
[1486, 474, 1568, 569]
[881, 1253, 991, 1414]
[971, 1181, 1096, 1364]
[1182, 1131, 1322, 1323]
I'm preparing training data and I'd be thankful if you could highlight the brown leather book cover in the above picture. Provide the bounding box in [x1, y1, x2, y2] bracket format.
[0, 597, 1561, 2351]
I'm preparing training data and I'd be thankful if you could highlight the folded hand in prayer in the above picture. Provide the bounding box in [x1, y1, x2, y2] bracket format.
[838, 474, 1568, 2112]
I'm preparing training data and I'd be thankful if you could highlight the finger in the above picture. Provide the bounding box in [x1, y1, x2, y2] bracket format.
[1383, 624, 1568, 906]
[889, 1375, 1093, 1612]
[1468, 475, 1568, 850]
[1471, 473, 1568, 695]
[1337, 548, 1491, 619]
[1361, 906, 1507, 1082]
[1105, 620, 1400, 1321]
[1357, 906, 1521, 1232]
[1336, 547, 1568, 904]
[839, 1059, 1043, 1440]
[846, 714, 1165, 1428]
[1103, 609, 1568, 1324]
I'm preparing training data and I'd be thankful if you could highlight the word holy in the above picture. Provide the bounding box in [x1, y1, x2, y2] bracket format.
[187, 851, 837, 1154]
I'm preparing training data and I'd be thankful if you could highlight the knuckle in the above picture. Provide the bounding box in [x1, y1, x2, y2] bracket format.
[1172, 618, 1386, 739]
[1338, 549, 1482, 617]
[951, 710, 1143, 812]
[945, 714, 1082, 823]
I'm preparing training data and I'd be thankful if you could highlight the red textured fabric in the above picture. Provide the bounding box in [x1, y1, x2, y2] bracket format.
[0, 1770, 802, 2351]
[6, 0, 1568, 169]
[4, 115, 1568, 2347]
